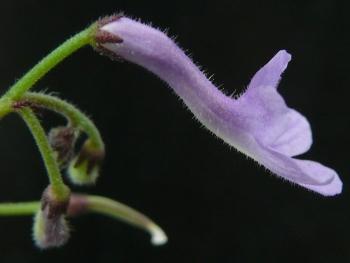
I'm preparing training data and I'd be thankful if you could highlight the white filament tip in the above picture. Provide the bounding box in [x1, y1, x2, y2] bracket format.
[149, 224, 168, 246]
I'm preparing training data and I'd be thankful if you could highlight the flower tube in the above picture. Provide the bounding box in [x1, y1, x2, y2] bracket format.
[94, 15, 342, 196]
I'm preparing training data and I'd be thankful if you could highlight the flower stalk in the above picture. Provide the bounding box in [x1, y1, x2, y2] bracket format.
[0, 24, 96, 119]
[85, 195, 167, 245]
[0, 202, 40, 216]
[2, 25, 96, 102]
[18, 108, 70, 201]
[0, 194, 167, 246]
[22, 92, 104, 150]
[0, 15, 171, 249]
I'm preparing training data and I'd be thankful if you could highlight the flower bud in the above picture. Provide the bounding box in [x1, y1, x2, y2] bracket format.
[33, 187, 70, 249]
[67, 139, 105, 185]
[48, 126, 77, 168]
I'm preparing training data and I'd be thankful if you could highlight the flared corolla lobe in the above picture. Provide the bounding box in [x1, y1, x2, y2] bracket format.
[95, 16, 342, 196]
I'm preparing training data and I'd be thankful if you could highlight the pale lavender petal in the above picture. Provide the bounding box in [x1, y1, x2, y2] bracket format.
[252, 138, 341, 195]
[235, 50, 312, 157]
[268, 109, 312, 157]
[299, 172, 343, 196]
[247, 50, 290, 94]
[97, 16, 342, 196]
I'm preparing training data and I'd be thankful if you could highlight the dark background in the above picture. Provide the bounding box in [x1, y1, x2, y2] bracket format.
[0, 0, 348, 262]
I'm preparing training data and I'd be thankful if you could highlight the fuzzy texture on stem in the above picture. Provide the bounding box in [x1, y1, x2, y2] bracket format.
[20, 93, 105, 184]
[3, 26, 95, 102]
[18, 108, 70, 201]
[22, 92, 104, 150]
[96, 16, 342, 196]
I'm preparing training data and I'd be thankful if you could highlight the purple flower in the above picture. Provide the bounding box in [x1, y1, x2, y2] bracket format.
[95, 16, 342, 196]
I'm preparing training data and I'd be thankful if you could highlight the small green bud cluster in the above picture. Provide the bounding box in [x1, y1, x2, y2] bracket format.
[0, 14, 168, 253]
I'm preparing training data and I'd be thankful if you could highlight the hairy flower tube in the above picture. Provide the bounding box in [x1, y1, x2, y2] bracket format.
[95, 15, 342, 196]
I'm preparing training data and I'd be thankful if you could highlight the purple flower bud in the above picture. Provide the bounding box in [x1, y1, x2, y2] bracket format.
[95, 16, 342, 196]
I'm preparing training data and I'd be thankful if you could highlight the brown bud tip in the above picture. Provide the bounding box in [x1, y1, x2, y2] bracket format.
[75, 140, 105, 174]
[94, 13, 124, 61]
[95, 30, 123, 44]
[41, 186, 70, 219]
[48, 126, 77, 168]
[67, 139, 105, 185]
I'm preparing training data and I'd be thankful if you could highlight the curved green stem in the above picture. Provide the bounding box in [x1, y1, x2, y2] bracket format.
[0, 194, 167, 246]
[18, 108, 70, 201]
[86, 195, 167, 245]
[22, 92, 104, 150]
[0, 202, 39, 216]
[0, 98, 12, 119]
[2, 25, 96, 102]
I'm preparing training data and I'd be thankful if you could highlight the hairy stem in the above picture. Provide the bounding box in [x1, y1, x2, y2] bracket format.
[3, 25, 96, 101]
[23, 92, 104, 150]
[0, 195, 167, 245]
[18, 108, 70, 201]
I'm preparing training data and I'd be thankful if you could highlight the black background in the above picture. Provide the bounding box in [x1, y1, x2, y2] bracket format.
[0, 0, 348, 262]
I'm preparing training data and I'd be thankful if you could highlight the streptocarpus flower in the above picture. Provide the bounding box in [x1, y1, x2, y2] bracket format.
[94, 15, 342, 196]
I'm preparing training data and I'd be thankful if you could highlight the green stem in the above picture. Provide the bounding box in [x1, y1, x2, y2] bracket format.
[0, 202, 40, 216]
[3, 25, 96, 101]
[86, 195, 167, 245]
[0, 195, 168, 246]
[23, 92, 104, 150]
[18, 108, 69, 201]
